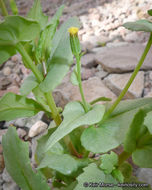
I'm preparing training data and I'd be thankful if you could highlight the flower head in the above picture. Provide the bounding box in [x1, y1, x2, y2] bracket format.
[68, 27, 79, 36]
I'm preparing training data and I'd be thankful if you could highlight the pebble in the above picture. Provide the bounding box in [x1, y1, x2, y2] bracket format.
[28, 120, 48, 138]
[17, 128, 27, 139]
[3, 67, 11, 76]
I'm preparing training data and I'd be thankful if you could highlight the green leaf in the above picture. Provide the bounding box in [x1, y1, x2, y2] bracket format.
[45, 101, 105, 152]
[0, 16, 40, 46]
[35, 127, 63, 163]
[35, 5, 64, 62]
[20, 74, 38, 96]
[2, 127, 50, 190]
[0, 46, 16, 64]
[148, 9, 152, 16]
[144, 111, 152, 134]
[118, 162, 132, 181]
[74, 163, 122, 190]
[81, 121, 121, 153]
[9, 0, 18, 15]
[123, 20, 152, 32]
[124, 109, 146, 153]
[0, 92, 43, 121]
[27, 0, 48, 29]
[132, 147, 152, 168]
[81, 98, 152, 153]
[112, 169, 124, 183]
[39, 17, 80, 92]
[38, 153, 78, 175]
[100, 151, 118, 174]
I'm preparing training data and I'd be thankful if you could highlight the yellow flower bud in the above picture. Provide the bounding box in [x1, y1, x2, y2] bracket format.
[68, 27, 79, 36]
[68, 27, 81, 56]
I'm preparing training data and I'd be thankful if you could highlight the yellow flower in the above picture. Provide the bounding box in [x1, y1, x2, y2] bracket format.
[68, 27, 79, 36]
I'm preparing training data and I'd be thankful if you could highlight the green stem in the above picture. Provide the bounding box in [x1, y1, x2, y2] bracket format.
[44, 92, 62, 126]
[16, 43, 43, 83]
[76, 56, 88, 112]
[118, 151, 131, 166]
[102, 33, 152, 121]
[9, 0, 18, 15]
[0, 0, 8, 16]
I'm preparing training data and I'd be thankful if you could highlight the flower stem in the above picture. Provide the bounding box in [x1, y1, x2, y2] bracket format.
[102, 32, 152, 121]
[76, 56, 88, 112]
[44, 92, 62, 126]
[16, 43, 43, 83]
[118, 151, 131, 166]
[0, 0, 8, 16]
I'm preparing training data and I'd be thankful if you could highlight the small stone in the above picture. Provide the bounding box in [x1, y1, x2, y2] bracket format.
[137, 168, 152, 186]
[0, 154, 4, 173]
[0, 78, 11, 90]
[144, 91, 152, 98]
[28, 120, 48, 138]
[17, 128, 27, 139]
[3, 182, 19, 190]
[3, 67, 11, 76]
[104, 71, 144, 99]
[69, 77, 117, 102]
[11, 55, 19, 63]
[53, 89, 69, 108]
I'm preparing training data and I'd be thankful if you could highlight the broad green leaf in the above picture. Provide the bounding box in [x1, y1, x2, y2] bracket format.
[0, 92, 43, 121]
[2, 127, 50, 190]
[27, 0, 48, 29]
[148, 9, 152, 16]
[144, 111, 152, 134]
[81, 98, 152, 153]
[81, 121, 121, 153]
[74, 163, 122, 190]
[0, 46, 16, 64]
[71, 66, 79, 86]
[124, 109, 146, 153]
[38, 153, 78, 175]
[100, 151, 118, 174]
[132, 147, 152, 168]
[45, 101, 105, 152]
[35, 5, 64, 62]
[39, 17, 80, 92]
[35, 127, 63, 163]
[0, 16, 40, 46]
[123, 20, 152, 32]
[20, 74, 38, 96]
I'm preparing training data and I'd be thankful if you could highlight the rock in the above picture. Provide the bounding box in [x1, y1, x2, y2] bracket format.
[3, 182, 19, 190]
[53, 89, 69, 108]
[0, 77, 11, 90]
[4, 111, 44, 129]
[0, 154, 4, 173]
[95, 44, 152, 73]
[81, 68, 95, 80]
[3, 67, 11, 76]
[28, 120, 48, 138]
[17, 128, 27, 139]
[144, 91, 152, 98]
[137, 168, 152, 186]
[81, 53, 97, 68]
[95, 65, 108, 79]
[69, 77, 117, 102]
[11, 55, 19, 63]
[0, 86, 19, 97]
[104, 71, 144, 99]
